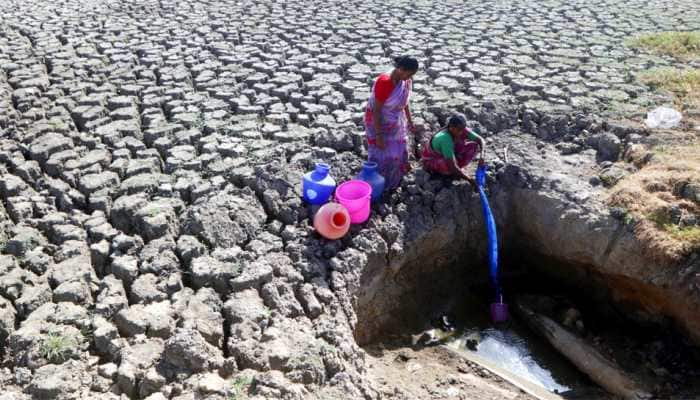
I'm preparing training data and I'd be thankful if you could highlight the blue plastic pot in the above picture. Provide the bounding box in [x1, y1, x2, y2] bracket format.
[355, 161, 385, 202]
[302, 163, 336, 205]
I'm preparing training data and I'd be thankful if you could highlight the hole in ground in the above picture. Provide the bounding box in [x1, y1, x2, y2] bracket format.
[355, 245, 700, 398]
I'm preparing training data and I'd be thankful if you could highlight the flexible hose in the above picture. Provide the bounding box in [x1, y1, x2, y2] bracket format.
[476, 164, 501, 302]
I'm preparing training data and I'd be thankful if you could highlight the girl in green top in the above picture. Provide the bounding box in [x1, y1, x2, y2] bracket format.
[421, 113, 486, 189]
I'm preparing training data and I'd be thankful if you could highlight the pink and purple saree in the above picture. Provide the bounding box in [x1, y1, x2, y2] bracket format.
[364, 74, 412, 190]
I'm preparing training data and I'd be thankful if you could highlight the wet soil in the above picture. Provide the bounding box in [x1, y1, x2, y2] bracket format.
[365, 339, 535, 400]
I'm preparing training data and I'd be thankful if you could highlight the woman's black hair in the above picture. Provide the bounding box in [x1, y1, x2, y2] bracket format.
[393, 55, 419, 71]
[446, 113, 467, 129]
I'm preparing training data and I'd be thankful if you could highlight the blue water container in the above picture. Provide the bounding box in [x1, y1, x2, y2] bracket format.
[355, 161, 385, 202]
[302, 163, 336, 205]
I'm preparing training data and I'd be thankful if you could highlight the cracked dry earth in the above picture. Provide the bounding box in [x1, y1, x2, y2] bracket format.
[1, 0, 700, 399]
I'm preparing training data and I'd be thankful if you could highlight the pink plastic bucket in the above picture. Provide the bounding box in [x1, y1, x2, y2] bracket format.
[335, 180, 371, 224]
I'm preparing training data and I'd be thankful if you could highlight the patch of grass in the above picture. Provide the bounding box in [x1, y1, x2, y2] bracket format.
[638, 68, 700, 111]
[627, 31, 700, 60]
[193, 111, 206, 130]
[665, 223, 700, 244]
[230, 262, 242, 277]
[228, 376, 253, 400]
[318, 340, 336, 354]
[608, 142, 700, 260]
[623, 65, 636, 84]
[38, 332, 77, 363]
[80, 319, 96, 346]
[145, 206, 164, 218]
[618, 208, 636, 226]
[600, 171, 621, 187]
[647, 209, 700, 244]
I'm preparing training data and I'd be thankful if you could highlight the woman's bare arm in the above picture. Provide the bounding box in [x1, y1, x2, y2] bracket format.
[404, 104, 413, 128]
[373, 101, 385, 149]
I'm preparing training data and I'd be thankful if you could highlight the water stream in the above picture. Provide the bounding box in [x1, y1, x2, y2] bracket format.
[447, 327, 572, 393]
[441, 289, 593, 395]
[437, 269, 700, 399]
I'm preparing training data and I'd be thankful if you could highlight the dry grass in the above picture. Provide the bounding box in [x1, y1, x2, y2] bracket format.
[608, 143, 700, 260]
[39, 332, 77, 364]
[613, 31, 700, 259]
[627, 31, 700, 60]
[638, 68, 700, 112]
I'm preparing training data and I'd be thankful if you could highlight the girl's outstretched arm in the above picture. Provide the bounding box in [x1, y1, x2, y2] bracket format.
[448, 156, 477, 191]
[470, 130, 487, 161]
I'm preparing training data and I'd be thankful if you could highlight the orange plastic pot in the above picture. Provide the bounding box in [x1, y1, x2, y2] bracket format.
[314, 203, 351, 240]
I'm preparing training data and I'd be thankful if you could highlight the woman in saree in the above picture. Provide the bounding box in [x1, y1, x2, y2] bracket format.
[364, 56, 419, 191]
[421, 112, 486, 190]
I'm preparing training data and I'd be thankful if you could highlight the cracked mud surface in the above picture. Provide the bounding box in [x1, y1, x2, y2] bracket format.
[1, 0, 699, 399]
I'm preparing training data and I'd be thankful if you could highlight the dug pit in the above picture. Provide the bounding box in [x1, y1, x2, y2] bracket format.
[351, 124, 700, 399]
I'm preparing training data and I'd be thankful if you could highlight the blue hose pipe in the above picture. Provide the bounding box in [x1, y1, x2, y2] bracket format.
[475, 164, 501, 302]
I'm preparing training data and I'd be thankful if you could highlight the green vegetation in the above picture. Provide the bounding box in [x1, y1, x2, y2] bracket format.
[144, 205, 165, 218]
[628, 32, 700, 112]
[230, 262, 242, 278]
[647, 209, 700, 246]
[39, 332, 78, 363]
[608, 142, 700, 260]
[627, 31, 700, 59]
[193, 111, 206, 130]
[80, 320, 96, 346]
[638, 68, 700, 111]
[599, 171, 621, 187]
[228, 376, 254, 400]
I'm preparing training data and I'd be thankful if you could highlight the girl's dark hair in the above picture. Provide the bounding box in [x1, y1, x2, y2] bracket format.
[446, 113, 467, 128]
[393, 55, 419, 71]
